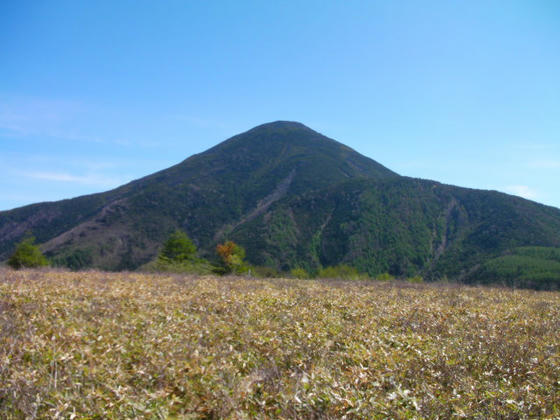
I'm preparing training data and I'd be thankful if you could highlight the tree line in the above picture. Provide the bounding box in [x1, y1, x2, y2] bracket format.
[5, 230, 419, 282]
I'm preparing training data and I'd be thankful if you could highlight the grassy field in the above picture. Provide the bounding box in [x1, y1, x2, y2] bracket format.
[1, 269, 559, 419]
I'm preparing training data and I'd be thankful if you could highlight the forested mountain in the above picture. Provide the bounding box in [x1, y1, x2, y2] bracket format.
[1, 121, 560, 287]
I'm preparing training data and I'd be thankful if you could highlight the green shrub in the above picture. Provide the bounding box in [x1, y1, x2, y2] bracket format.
[8, 237, 49, 269]
[407, 275, 424, 283]
[376, 272, 394, 281]
[149, 259, 215, 275]
[318, 265, 365, 280]
[290, 267, 310, 279]
[252, 266, 281, 278]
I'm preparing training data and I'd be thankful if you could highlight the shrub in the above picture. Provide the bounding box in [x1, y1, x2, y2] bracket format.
[7, 237, 48, 269]
[252, 266, 281, 278]
[150, 259, 215, 275]
[317, 264, 365, 280]
[216, 241, 249, 275]
[290, 267, 310, 279]
[376, 272, 394, 281]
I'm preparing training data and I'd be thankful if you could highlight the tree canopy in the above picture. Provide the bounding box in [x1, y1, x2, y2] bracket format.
[8, 237, 48, 269]
[216, 241, 249, 274]
[158, 230, 197, 263]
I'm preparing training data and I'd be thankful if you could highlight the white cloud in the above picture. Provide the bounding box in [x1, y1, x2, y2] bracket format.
[504, 185, 538, 200]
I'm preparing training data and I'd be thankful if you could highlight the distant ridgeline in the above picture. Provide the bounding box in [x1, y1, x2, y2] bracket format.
[1, 121, 560, 289]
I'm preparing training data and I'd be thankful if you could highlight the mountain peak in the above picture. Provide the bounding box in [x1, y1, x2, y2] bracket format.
[250, 120, 313, 130]
[201, 121, 398, 183]
[238, 120, 317, 139]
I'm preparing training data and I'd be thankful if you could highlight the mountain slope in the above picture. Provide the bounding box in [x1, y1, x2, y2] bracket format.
[228, 177, 560, 282]
[1, 121, 559, 288]
[0, 121, 397, 270]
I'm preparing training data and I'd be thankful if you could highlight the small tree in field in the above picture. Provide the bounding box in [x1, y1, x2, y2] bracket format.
[148, 230, 213, 274]
[8, 237, 48, 269]
[216, 241, 248, 274]
[158, 230, 197, 264]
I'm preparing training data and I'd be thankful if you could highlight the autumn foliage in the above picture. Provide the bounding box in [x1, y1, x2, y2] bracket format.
[216, 240, 248, 274]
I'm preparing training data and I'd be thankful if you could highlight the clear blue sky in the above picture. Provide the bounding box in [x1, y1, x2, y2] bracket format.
[1, 1, 559, 211]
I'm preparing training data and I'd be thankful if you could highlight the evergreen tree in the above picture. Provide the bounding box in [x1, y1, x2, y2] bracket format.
[8, 237, 48, 269]
[158, 230, 197, 263]
[144, 229, 214, 275]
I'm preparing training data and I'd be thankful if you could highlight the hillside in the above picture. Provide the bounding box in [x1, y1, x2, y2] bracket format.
[465, 246, 560, 290]
[230, 177, 560, 284]
[0, 122, 396, 270]
[2, 270, 559, 418]
[1, 121, 560, 286]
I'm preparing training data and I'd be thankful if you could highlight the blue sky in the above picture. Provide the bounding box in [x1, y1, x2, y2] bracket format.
[1, 1, 559, 211]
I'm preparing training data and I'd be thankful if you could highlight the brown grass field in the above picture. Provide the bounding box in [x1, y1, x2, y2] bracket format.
[1, 269, 559, 419]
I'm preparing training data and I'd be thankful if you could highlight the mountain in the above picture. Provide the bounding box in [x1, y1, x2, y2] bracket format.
[1, 121, 560, 287]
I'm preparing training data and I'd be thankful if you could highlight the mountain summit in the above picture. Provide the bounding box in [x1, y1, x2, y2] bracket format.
[1, 122, 560, 287]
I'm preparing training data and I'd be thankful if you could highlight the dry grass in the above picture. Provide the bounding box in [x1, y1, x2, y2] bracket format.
[1, 269, 559, 419]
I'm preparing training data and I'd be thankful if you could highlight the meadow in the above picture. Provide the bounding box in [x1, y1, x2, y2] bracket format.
[1, 269, 559, 419]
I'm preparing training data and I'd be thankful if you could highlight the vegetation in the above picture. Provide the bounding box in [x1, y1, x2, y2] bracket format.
[376, 272, 395, 281]
[216, 240, 249, 275]
[317, 264, 365, 280]
[51, 249, 93, 271]
[157, 230, 197, 263]
[144, 230, 214, 275]
[290, 267, 310, 279]
[1, 269, 559, 418]
[251, 265, 281, 278]
[406, 275, 424, 283]
[1, 122, 560, 290]
[234, 177, 560, 287]
[7, 237, 48, 269]
[466, 246, 560, 290]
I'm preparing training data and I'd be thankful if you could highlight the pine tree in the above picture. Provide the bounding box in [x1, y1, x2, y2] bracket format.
[8, 237, 48, 269]
[158, 230, 197, 263]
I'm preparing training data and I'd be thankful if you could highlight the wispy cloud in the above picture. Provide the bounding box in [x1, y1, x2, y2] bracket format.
[25, 171, 130, 188]
[0, 96, 83, 137]
[504, 185, 538, 200]
[0, 95, 221, 149]
[0, 95, 136, 145]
